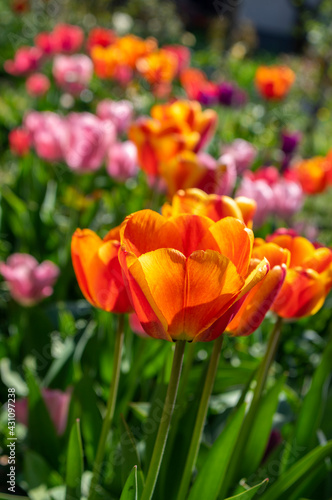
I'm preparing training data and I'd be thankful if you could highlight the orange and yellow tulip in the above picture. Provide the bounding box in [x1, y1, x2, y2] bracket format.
[257, 230, 332, 318]
[227, 243, 289, 336]
[161, 188, 256, 228]
[71, 227, 132, 313]
[293, 156, 332, 194]
[136, 49, 178, 86]
[119, 210, 269, 342]
[255, 65, 295, 100]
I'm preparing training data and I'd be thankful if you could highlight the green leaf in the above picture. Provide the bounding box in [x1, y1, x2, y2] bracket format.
[259, 441, 332, 500]
[225, 479, 269, 499]
[65, 419, 84, 500]
[240, 375, 285, 476]
[187, 404, 246, 500]
[287, 336, 332, 466]
[25, 369, 59, 468]
[23, 450, 62, 491]
[120, 415, 142, 488]
[120, 466, 138, 500]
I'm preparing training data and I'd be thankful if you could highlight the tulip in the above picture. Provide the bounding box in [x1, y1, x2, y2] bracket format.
[161, 188, 256, 228]
[119, 210, 269, 342]
[255, 65, 295, 100]
[222, 139, 257, 173]
[15, 388, 71, 435]
[293, 156, 331, 194]
[51, 23, 84, 54]
[151, 100, 218, 153]
[159, 151, 235, 198]
[107, 141, 138, 181]
[4, 46, 43, 76]
[8, 128, 31, 156]
[129, 313, 150, 338]
[0, 253, 59, 306]
[53, 54, 93, 95]
[64, 113, 115, 172]
[281, 130, 301, 155]
[163, 45, 191, 74]
[86, 27, 117, 53]
[218, 82, 247, 107]
[272, 178, 303, 219]
[25, 73, 50, 97]
[24, 111, 67, 162]
[71, 228, 132, 313]
[136, 49, 178, 88]
[34, 31, 55, 56]
[227, 244, 288, 336]
[236, 175, 274, 227]
[258, 231, 332, 318]
[97, 99, 134, 135]
[129, 117, 199, 177]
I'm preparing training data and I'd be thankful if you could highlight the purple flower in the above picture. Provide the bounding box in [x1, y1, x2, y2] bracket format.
[281, 130, 301, 155]
[0, 253, 59, 306]
[218, 82, 247, 107]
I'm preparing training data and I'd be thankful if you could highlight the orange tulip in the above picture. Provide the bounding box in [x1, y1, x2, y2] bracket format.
[293, 156, 332, 194]
[128, 117, 198, 176]
[119, 210, 269, 342]
[136, 49, 178, 86]
[161, 188, 256, 228]
[255, 65, 295, 100]
[257, 229, 332, 318]
[227, 243, 289, 336]
[151, 100, 217, 153]
[129, 100, 217, 177]
[71, 227, 132, 313]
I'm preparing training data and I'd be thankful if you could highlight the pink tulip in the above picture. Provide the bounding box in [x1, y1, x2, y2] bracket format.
[222, 139, 257, 173]
[64, 113, 115, 172]
[214, 153, 237, 195]
[24, 111, 67, 162]
[53, 54, 93, 95]
[0, 253, 59, 306]
[107, 141, 138, 181]
[272, 178, 303, 219]
[4, 46, 43, 75]
[96, 99, 134, 134]
[236, 176, 274, 227]
[15, 388, 71, 435]
[26, 73, 50, 97]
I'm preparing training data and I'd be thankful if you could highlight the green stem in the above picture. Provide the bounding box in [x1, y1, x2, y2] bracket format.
[88, 314, 125, 500]
[218, 316, 283, 499]
[177, 335, 224, 500]
[141, 340, 186, 500]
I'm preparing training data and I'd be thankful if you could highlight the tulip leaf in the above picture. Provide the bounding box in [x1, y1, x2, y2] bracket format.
[67, 376, 103, 467]
[282, 335, 332, 471]
[65, 419, 83, 500]
[259, 440, 332, 500]
[120, 414, 142, 488]
[187, 403, 246, 500]
[120, 466, 138, 500]
[240, 374, 286, 477]
[25, 368, 59, 469]
[225, 478, 269, 499]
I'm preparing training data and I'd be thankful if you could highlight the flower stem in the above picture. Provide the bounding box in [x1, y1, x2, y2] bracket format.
[88, 314, 125, 500]
[218, 316, 283, 498]
[141, 340, 186, 500]
[177, 334, 224, 500]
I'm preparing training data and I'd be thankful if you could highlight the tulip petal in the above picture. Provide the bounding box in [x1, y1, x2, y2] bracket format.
[227, 264, 286, 336]
[200, 217, 254, 276]
[183, 250, 244, 340]
[267, 234, 315, 268]
[253, 242, 291, 268]
[71, 229, 103, 305]
[272, 268, 326, 318]
[164, 214, 214, 257]
[120, 210, 169, 256]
